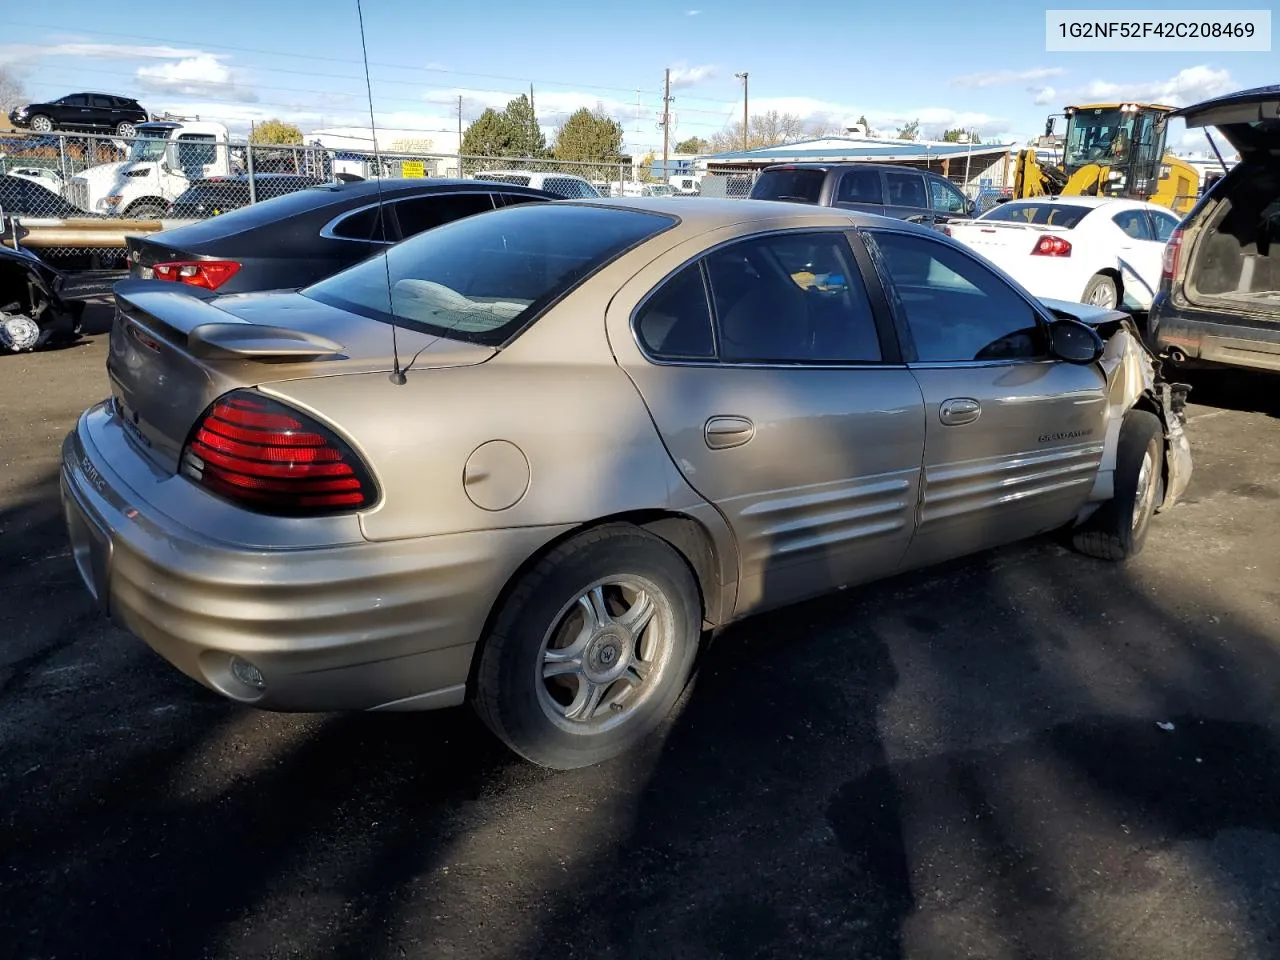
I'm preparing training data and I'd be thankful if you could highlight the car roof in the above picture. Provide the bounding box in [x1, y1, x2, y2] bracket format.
[555, 195, 942, 233]
[762, 162, 946, 176]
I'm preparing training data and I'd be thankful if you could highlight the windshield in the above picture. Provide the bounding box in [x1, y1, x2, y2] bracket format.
[302, 202, 676, 346]
[128, 136, 169, 163]
[749, 169, 826, 203]
[1064, 108, 1135, 168]
[980, 202, 1092, 228]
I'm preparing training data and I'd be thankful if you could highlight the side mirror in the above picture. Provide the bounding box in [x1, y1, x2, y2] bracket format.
[965, 199, 977, 216]
[1045, 117, 1056, 138]
[1049, 317, 1105, 365]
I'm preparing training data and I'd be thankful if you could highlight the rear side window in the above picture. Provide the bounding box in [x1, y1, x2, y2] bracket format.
[392, 193, 494, 239]
[705, 231, 882, 364]
[496, 192, 546, 208]
[634, 264, 715, 360]
[176, 135, 217, 167]
[981, 203, 1091, 228]
[835, 168, 884, 205]
[542, 177, 598, 199]
[884, 171, 928, 208]
[1150, 210, 1179, 242]
[303, 203, 676, 346]
[749, 169, 826, 204]
[1112, 210, 1153, 240]
[330, 205, 387, 241]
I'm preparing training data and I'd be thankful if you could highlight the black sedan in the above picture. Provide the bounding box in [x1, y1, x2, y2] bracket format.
[124, 178, 558, 294]
[0, 174, 93, 220]
[166, 174, 332, 219]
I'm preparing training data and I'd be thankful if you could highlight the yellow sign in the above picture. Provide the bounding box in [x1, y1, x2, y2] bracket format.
[401, 160, 426, 178]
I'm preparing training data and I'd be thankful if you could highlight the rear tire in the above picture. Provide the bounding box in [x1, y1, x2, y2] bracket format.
[115, 122, 137, 138]
[1083, 273, 1119, 309]
[472, 524, 701, 770]
[1073, 409, 1164, 561]
[29, 115, 53, 133]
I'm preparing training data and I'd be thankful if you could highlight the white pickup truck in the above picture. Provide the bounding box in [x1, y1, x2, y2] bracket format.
[67, 120, 240, 218]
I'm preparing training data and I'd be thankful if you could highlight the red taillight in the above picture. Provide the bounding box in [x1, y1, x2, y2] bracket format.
[180, 391, 376, 515]
[1162, 227, 1184, 281]
[152, 260, 241, 290]
[1031, 234, 1072, 257]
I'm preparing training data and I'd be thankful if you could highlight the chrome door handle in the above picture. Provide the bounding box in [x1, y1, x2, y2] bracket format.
[704, 416, 755, 449]
[939, 398, 981, 426]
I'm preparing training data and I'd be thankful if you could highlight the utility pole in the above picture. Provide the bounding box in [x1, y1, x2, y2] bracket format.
[457, 95, 464, 176]
[529, 83, 536, 159]
[735, 72, 749, 151]
[661, 68, 673, 182]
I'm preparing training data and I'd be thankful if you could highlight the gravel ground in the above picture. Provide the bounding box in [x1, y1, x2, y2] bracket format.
[2, 294, 1280, 960]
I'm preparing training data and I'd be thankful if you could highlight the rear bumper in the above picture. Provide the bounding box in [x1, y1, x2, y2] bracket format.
[60, 402, 570, 712]
[1154, 306, 1280, 373]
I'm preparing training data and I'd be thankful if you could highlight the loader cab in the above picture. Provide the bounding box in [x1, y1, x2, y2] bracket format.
[1062, 103, 1172, 201]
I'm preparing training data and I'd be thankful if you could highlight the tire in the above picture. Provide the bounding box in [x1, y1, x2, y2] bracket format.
[126, 200, 167, 219]
[473, 524, 702, 770]
[29, 115, 53, 133]
[1073, 409, 1164, 561]
[115, 122, 137, 138]
[1082, 273, 1119, 309]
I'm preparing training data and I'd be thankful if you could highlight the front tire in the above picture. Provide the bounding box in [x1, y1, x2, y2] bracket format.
[115, 122, 137, 138]
[473, 525, 701, 770]
[1073, 409, 1164, 561]
[125, 200, 168, 219]
[29, 115, 53, 133]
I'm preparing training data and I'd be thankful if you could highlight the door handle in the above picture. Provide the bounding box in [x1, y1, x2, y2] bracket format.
[704, 416, 755, 449]
[939, 398, 981, 426]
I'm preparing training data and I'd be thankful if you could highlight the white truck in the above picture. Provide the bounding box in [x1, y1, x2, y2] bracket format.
[67, 120, 241, 218]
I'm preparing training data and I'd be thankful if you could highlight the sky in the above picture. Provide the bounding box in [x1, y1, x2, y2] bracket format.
[2, 0, 1273, 157]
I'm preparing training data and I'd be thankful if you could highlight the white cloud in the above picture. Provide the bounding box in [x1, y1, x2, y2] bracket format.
[686, 8, 701, 14]
[1031, 86, 1056, 106]
[951, 67, 1066, 89]
[0, 41, 208, 62]
[1072, 66, 1233, 107]
[667, 64, 717, 88]
[136, 54, 257, 102]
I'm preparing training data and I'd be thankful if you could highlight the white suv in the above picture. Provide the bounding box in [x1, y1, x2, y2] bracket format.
[473, 170, 600, 199]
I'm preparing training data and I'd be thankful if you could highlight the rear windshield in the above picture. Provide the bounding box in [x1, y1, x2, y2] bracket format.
[980, 202, 1092, 228]
[749, 169, 826, 204]
[302, 202, 676, 346]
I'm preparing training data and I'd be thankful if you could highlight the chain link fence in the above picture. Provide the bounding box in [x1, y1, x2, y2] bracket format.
[1, 128, 1020, 262]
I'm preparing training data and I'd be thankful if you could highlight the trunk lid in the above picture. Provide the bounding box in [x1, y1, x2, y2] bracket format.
[1172, 84, 1280, 161]
[107, 278, 495, 473]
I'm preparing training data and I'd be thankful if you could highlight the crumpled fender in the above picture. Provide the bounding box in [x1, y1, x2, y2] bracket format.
[1085, 316, 1192, 514]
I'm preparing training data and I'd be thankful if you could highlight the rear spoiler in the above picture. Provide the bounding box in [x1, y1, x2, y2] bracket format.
[112, 277, 346, 362]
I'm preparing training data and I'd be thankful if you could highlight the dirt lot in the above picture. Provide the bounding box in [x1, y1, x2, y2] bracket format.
[2, 294, 1280, 960]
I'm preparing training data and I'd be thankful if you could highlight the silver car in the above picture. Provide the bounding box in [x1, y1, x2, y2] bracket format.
[61, 198, 1193, 769]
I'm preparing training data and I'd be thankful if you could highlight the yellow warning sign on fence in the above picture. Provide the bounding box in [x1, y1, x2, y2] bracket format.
[401, 160, 426, 178]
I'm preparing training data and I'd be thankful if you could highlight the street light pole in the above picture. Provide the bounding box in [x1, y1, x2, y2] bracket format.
[735, 72, 749, 151]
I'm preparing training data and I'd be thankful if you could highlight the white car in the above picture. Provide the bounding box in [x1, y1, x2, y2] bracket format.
[946, 197, 1182, 310]
[472, 170, 600, 199]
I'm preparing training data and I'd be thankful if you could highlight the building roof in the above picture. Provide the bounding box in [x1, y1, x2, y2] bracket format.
[701, 136, 1016, 165]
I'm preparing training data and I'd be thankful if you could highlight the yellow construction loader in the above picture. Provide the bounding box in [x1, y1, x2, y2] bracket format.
[1013, 102, 1200, 215]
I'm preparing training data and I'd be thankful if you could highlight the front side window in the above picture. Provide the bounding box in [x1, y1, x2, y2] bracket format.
[176, 135, 217, 167]
[304, 203, 674, 346]
[1112, 210, 1153, 240]
[867, 230, 1045, 363]
[634, 264, 715, 360]
[884, 171, 928, 208]
[930, 178, 968, 213]
[705, 232, 882, 364]
[542, 177, 598, 199]
[58, 95, 88, 107]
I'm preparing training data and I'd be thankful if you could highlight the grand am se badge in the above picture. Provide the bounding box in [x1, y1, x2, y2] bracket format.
[1039, 428, 1095, 443]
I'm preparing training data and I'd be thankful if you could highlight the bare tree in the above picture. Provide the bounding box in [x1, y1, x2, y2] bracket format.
[710, 111, 809, 152]
[0, 66, 27, 116]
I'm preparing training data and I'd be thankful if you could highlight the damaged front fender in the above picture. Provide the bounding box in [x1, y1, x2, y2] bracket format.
[0, 242, 84, 353]
[1092, 313, 1193, 513]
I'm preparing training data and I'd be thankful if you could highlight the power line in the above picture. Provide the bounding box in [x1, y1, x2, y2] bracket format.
[7, 19, 746, 106]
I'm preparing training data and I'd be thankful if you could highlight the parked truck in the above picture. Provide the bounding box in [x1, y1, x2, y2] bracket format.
[66, 119, 241, 218]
